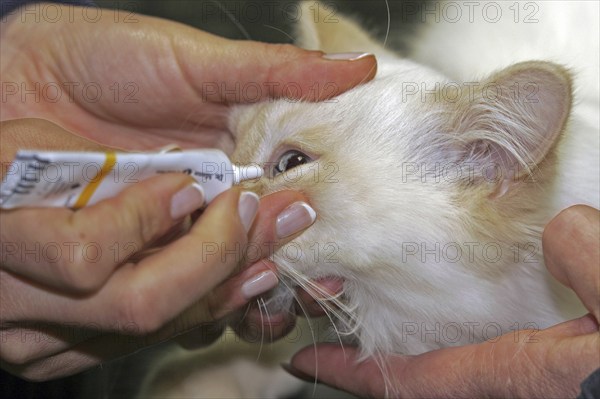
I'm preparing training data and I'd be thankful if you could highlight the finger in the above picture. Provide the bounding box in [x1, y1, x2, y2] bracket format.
[290, 326, 600, 399]
[0, 118, 111, 166]
[543, 205, 600, 320]
[291, 341, 493, 398]
[545, 313, 600, 337]
[7, 257, 280, 382]
[4, 189, 253, 333]
[169, 29, 377, 103]
[289, 344, 392, 398]
[175, 259, 278, 349]
[176, 189, 315, 326]
[231, 301, 297, 344]
[228, 191, 316, 341]
[1, 173, 202, 293]
[0, 323, 102, 366]
[4, 318, 221, 381]
[6, 258, 279, 377]
[244, 192, 317, 267]
[290, 342, 490, 398]
[1, 330, 147, 381]
[98, 189, 254, 333]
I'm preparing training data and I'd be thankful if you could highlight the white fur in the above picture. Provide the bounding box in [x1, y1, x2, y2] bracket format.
[230, 0, 598, 358]
[409, 0, 600, 212]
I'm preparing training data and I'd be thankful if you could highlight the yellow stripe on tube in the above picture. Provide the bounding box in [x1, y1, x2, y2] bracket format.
[73, 152, 117, 209]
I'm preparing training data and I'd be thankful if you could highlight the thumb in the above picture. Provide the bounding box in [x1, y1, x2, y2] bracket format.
[170, 30, 377, 102]
[289, 342, 487, 398]
[543, 205, 600, 321]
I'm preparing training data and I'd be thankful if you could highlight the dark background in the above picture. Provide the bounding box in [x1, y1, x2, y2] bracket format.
[93, 0, 425, 51]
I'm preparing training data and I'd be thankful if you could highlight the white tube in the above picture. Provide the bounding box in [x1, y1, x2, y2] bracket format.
[0, 149, 262, 209]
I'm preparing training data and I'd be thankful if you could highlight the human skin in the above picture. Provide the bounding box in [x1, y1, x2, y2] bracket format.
[0, 2, 377, 152]
[0, 4, 377, 380]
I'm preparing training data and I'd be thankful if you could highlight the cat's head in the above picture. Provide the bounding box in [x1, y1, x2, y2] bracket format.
[229, 2, 572, 356]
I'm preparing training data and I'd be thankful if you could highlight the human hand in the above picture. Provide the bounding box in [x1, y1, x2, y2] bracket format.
[1, 3, 376, 151]
[286, 205, 600, 398]
[0, 119, 317, 381]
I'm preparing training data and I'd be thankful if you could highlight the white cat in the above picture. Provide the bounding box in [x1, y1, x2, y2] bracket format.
[141, 1, 599, 396]
[230, 0, 598, 357]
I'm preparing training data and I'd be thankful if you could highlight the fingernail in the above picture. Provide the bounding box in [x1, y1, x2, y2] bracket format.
[322, 52, 372, 61]
[238, 191, 260, 233]
[241, 271, 279, 299]
[171, 183, 205, 219]
[156, 144, 182, 153]
[281, 363, 318, 383]
[276, 202, 316, 239]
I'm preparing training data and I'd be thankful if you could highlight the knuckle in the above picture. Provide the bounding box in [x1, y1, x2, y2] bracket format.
[118, 192, 165, 246]
[2, 345, 33, 366]
[51, 214, 108, 292]
[544, 205, 585, 245]
[1, 328, 73, 370]
[263, 43, 304, 81]
[117, 288, 163, 335]
[137, 207, 163, 245]
[205, 292, 220, 322]
[269, 43, 301, 60]
[18, 361, 65, 382]
[54, 247, 105, 293]
[17, 369, 49, 383]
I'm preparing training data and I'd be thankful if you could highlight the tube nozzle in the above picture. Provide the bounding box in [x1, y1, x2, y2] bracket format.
[233, 165, 263, 184]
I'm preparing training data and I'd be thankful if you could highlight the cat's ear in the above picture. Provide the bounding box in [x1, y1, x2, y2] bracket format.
[451, 61, 572, 197]
[295, 1, 394, 57]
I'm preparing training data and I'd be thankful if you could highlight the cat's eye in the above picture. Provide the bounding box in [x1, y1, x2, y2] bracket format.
[272, 150, 312, 177]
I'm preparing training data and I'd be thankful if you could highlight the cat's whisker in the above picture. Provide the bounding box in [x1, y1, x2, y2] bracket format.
[312, 298, 348, 360]
[282, 274, 350, 322]
[275, 276, 314, 333]
[282, 270, 358, 330]
[262, 24, 295, 42]
[276, 264, 356, 317]
[261, 296, 275, 345]
[278, 2, 298, 22]
[237, 299, 253, 326]
[255, 297, 265, 362]
[382, 0, 391, 50]
[373, 349, 394, 399]
[274, 275, 321, 394]
[275, 263, 364, 344]
[207, 0, 250, 40]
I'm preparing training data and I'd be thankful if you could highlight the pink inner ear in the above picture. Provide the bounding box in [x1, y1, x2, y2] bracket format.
[502, 68, 571, 161]
[459, 62, 572, 181]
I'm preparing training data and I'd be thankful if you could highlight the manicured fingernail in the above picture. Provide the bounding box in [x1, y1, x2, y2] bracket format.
[156, 144, 182, 153]
[276, 202, 316, 239]
[238, 191, 260, 233]
[281, 363, 318, 383]
[241, 271, 279, 299]
[322, 52, 372, 61]
[171, 183, 205, 219]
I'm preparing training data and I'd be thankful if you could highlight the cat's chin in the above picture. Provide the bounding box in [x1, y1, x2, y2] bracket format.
[261, 275, 345, 317]
[310, 277, 345, 298]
